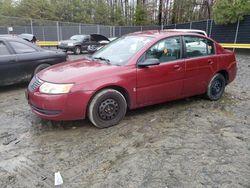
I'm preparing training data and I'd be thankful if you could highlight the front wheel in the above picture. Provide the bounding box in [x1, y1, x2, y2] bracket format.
[88, 89, 127, 128]
[34, 63, 50, 75]
[74, 46, 81, 55]
[206, 73, 226, 101]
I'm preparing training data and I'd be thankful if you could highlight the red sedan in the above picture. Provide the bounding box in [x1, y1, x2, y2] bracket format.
[27, 31, 237, 128]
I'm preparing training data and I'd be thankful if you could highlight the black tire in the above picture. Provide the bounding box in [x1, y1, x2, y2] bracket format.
[88, 89, 127, 128]
[206, 73, 226, 101]
[74, 46, 81, 55]
[34, 63, 50, 75]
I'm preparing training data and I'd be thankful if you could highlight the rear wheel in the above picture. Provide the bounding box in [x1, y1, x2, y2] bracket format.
[74, 46, 81, 55]
[88, 89, 127, 128]
[206, 73, 226, 101]
[34, 63, 50, 75]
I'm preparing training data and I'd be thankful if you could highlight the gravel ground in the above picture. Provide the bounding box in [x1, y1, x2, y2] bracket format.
[0, 53, 249, 188]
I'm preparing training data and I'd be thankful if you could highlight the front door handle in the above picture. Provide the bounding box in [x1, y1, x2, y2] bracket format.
[173, 64, 181, 69]
[208, 60, 214, 65]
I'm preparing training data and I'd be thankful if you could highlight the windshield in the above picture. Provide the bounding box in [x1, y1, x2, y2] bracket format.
[70, 35, 86, 41]
[92, 35, 153, 65]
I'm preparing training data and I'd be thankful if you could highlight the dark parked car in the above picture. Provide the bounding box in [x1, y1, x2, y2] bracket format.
[27, 30, 237, 128]
[87, 40, 109, 54]
[87, 37, 117, 54]
[58, 34, 109, 55]
[18, 33, 37, 43]
[0, 36, 67, 86]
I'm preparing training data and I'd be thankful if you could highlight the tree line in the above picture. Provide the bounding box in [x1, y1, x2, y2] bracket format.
[0, 0, 249, 26]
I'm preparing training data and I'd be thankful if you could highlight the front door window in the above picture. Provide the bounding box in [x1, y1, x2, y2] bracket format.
[145, 36, 181, 63]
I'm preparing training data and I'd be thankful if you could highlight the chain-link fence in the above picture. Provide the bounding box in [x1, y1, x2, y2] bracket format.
[1, 15, 249, 43]
[0, 15, 160, 41]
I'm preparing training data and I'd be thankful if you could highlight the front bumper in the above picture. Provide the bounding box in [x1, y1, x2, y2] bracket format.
[26, 89, 93, 121]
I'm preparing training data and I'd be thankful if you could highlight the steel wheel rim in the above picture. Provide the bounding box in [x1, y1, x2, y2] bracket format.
[211, 79, 223, 96]
[98, 99, 119, 120]
[76, 47, 80, 54]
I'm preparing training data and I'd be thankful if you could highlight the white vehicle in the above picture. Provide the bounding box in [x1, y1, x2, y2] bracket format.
[165, 29, 208, 36]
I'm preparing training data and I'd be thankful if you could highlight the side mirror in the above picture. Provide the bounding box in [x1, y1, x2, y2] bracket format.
[138, 58, 160, 68]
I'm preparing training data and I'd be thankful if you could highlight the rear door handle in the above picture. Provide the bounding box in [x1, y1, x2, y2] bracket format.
[173, 64, 181, 69]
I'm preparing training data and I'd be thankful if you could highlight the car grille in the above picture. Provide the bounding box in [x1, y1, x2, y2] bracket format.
[60, 43, 68, 47]
[30, 104, 61, 115]
[28, 76, 43, 92]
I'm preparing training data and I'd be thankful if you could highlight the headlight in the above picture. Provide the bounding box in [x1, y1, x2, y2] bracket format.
[58, 41, 61, 45]
[68, 43, 74, 46]
[39, 82, 74, 94]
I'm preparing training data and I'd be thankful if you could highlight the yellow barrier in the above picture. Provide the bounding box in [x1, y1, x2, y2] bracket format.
[36, 41, 250, 49]
[220, 43, 250, 49]
[36, 41, 59, 47]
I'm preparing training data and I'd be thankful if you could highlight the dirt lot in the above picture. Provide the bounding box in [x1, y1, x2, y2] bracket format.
[0, 53, 249, 188]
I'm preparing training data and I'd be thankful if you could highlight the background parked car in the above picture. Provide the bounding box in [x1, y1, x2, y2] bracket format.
[58, 34, 110, 55]
[18, 33, 37, 43]
[87, 37, 117, 54]
[0, 36, 67, 86]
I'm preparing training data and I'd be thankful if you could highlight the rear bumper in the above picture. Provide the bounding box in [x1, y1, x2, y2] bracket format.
[27, 90, 93, 121]
[228, 61, 237, 84]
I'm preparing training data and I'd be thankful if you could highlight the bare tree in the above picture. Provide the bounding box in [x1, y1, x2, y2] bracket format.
[158, 0, 163, 25]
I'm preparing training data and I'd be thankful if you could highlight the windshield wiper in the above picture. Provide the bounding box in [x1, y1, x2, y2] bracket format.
[93, 57, 111, 64]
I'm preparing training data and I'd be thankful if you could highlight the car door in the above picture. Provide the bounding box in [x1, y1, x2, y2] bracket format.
[7, 40, 41, 82]
[0, 41, 19, 86]
[136, 36, 185, 106]
[81, 35, 91, 50]
[182, 36, 218, 97]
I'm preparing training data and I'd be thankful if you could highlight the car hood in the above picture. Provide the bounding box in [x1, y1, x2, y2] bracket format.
[90, 34, 109, 42]
[38, 58, 119, 84]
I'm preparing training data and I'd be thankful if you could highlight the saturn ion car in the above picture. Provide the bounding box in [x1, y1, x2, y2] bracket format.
[26, 30, 237, 128]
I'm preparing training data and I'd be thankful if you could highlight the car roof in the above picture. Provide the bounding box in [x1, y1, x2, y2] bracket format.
[127, 30, 208, 39]
[0, 35, 17, 40]
[0, 34, 17, 39]
[18, 33, 35, 40]
[0, 35, 24, 41]
[0, 35, 43, 50]
[165, 29, 207, 36]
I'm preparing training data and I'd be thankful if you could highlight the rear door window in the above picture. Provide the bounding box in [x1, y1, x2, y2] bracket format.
[184, 36, 214, 58]
[9, 41, 37, 54]
[0, 42, 10, 55]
